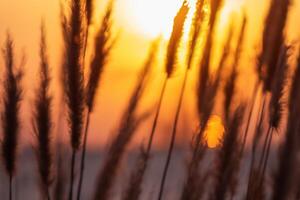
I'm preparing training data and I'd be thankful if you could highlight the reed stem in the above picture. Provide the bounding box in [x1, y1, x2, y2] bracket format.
[68, 149, 76, 200]
[258, 127, 273, 190]
[9, 175, 12, 200]
[146, 76, 168, 154]
[240, 81, 260, 156]
[157, 69, 189, 200]
[76, 109, 91, 200]
[46, 188, 51, 200]
[246, 94, 266, 200]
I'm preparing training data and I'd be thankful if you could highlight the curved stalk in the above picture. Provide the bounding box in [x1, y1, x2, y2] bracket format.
[76, 110, 91, 200]
[157, 69, 189, 200]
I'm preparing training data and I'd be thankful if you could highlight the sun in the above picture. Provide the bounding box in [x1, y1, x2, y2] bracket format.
[204, 115, 224, 148]
[122, 0, 244, 39]
[124, 0, 196, 38]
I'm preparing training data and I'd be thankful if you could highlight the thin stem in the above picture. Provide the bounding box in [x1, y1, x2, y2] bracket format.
[157, 69, 189, 200]
[46, 187, 51, 200]
[246, 94, 266, 200]
[82, 27, 89, 71]
[146, 76, 168, 154]
[240, 81, 260, 156]
[76, 110, 91, 200]
[68, 149, 76, 200]
[249, 125, 272, 200]
[257, 126, 272, 175]
[258, 127, 274, 190]
[9, 175, 12, 200]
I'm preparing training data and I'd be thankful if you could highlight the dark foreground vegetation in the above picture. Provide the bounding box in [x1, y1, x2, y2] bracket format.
[1, 0, 300, 199]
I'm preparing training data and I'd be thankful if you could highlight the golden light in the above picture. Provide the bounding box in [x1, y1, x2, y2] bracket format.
[124, 0, 197, 38]
[204, 115, 225, 148]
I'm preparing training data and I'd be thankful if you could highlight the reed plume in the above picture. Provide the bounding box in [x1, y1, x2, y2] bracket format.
[187, 0, 205, 69]
[33, 22, 53, 200]
[84, 0, 93, 28]
[268, 45, 289, 129]
[85, 0, 114, 111]
[77, 2, 114, 199]
[246, 1, 290, 197]
[211, 105, 245, 200]
[257, 0, 291, 171]
[255, 45, 290, 192]
[271, 49, 300, 200]
[82, 0, 93, 70]
[224, 17, 247, 123]
[180, 21, 232, 200]
[60, 0, 85, 199]
[157, 2, 189, 199]
[259, 0, 290, 91]
[121, 40, 160, 200]
[1, 33, 23, 200]
[197, 0, 223, 127]
[180, 2, 224, 199]
[253, 0, 291, 165]
[93, 41, 155, 200]
[165, 0, 189, 77]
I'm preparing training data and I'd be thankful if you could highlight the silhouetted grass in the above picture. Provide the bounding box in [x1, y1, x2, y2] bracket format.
[121, 39, 160, 200]
[211, 105, 245, 200]
[33, 22, 53, 200]
[157, 2, 189, 199]
[77, 2, 115, 199]
[1, 33, 24, 200]
[2, 0, 300, 200]
[60, 0, 85, 199]
[93, 38, 156, 200]
[271, 48, 300, 200]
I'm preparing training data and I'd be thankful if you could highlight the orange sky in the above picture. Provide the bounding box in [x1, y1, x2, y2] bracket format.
[0, 0, 300, 149]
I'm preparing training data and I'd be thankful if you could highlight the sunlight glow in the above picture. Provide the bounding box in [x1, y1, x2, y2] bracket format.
[204, 115, 225, 148]
[125, 0, 197, 38]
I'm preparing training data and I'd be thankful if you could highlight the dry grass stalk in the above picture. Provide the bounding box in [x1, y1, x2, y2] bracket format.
[121, 40, 160, 200]
[197, 0, 224, 128]
[60, 0, 85, 199]
[85, 0, 114, 111]
[33, 22, 53, 200]
[271, 50, 300, 200]
[187, 0, 205, 69]
[245, 95, 267, 200]
[256, 45, 290, 191]
[1, 33, 24, 200]
[165, 0, 189, 77]
[259, 0, 290, 91]
[224, 17, 247, 123]
[77, 2, 114, 199]
[211, 105, 245, 200]
[93, 40, 155, 200]
[157, 2, 189, 199]
[179, 2, 224, 199]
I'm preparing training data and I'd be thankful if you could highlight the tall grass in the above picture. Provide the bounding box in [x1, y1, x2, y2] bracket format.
[211, 105, 245, 200]
[3, 0, 300, 199]
[271, 49, 300, 200]
[1, 33, 24, 200]
[33, 22, 53, 200]
[179, 1, 224, 199]
[76, 1, 114, 199]
[122, 39, 160, 200]
[157, 2, 189, 199]
[93, 39, 156, 200]
[60, 0, 85, 199]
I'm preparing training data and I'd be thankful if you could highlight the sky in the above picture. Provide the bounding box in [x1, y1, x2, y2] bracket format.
[0, 0, 300, 149]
